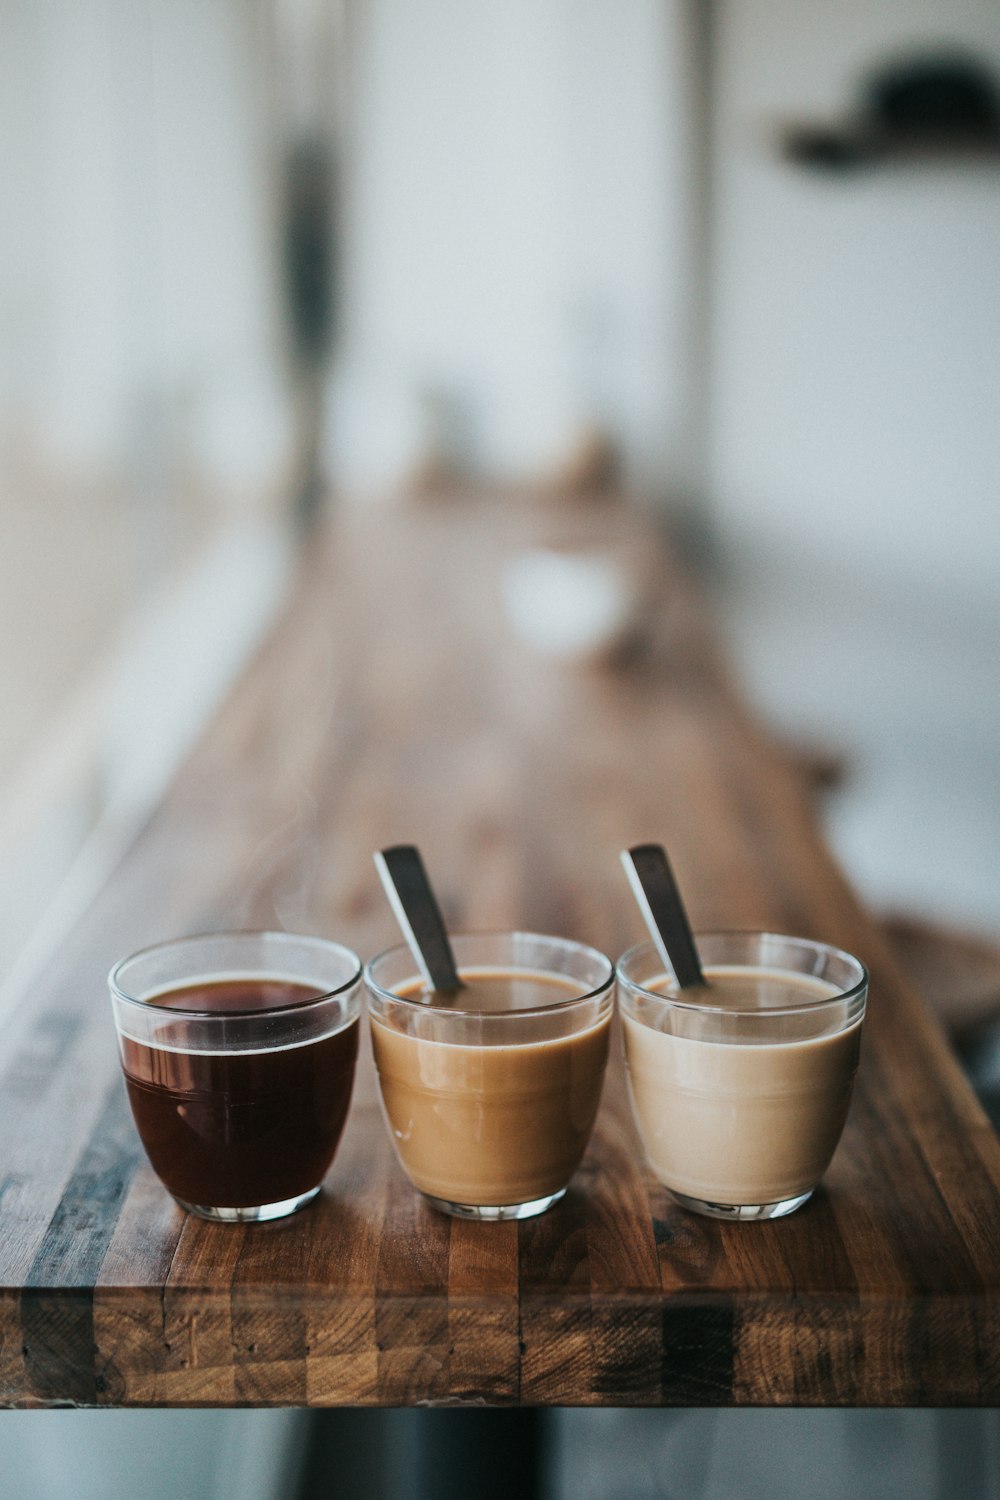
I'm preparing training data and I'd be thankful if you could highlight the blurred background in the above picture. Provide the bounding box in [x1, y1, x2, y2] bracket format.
[1, 0, 998, 1494]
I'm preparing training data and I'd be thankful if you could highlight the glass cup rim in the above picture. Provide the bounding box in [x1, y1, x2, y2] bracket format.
[108, 929, 363, 1019]
[616, 930, 868, 1018]
[364, 929, 615, 1018]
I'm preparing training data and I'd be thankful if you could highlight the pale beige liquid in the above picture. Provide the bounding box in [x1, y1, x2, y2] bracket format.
[370, 970, 611, 1206]
[622, 966, 862, 1205]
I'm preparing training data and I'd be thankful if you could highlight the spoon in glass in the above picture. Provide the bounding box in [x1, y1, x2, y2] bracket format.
[619, 843, 708, 990]
[373, 844, 465, 997]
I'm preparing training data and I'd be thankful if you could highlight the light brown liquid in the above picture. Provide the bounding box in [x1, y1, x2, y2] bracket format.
[370, 969, 611, 1206]
[622, 966, 862, 1206]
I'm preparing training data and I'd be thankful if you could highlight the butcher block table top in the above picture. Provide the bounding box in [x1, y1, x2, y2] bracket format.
[2, 494, 999, 1409]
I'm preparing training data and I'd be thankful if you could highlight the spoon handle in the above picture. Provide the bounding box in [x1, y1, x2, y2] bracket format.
[374, 845, 464, 994]
[620, 844, 706, 989]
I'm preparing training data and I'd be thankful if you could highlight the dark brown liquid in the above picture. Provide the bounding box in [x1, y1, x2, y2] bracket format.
[119, 978, 359, 1208]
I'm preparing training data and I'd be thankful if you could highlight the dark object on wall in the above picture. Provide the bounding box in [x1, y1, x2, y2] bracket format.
[282, 136, 336, 520]
[781, 50, 1000, 170]
[284, 138, 335, 365]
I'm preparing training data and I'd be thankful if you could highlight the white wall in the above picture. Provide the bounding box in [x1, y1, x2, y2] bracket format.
[708, 0, 1000, 602]
[0, 0, 288, 496]
[330, 0, 695, 492]
[709, 0, 1000, 930]
[1, 0, 699, 502]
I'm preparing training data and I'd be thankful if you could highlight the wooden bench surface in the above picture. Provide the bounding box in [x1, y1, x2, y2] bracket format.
[2, 495, 999, 1408]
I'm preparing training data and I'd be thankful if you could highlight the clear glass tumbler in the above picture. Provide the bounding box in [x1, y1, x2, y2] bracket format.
[109, 931, 362, 1222]
[364, 931, 615, 1220]
[617, 932, 867, 1220]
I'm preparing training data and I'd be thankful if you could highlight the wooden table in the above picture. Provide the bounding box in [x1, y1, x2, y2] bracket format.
[2, 495, 999, 1408]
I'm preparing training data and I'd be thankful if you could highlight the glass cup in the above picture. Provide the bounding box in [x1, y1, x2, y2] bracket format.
[617, 932, 867, 1220]
[109, 931, 362, 1222]
[364, 932, 615, 1220]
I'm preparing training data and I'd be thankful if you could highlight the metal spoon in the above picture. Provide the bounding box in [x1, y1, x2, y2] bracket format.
[373, 845, 464, 996]
[619, 843, 707, 989]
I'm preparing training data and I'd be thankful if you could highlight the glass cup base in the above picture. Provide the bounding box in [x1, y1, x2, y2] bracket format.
[666, 1188, 814, 1221]
[175, 1186, 321, 1223]
[421, 1188, 567, 1221]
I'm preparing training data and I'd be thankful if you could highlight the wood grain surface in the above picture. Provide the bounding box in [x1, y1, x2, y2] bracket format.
[2, 494, 999, 1408]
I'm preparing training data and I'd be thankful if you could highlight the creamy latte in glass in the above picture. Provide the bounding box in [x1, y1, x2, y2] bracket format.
[365, 932, 614, 1220]
[617, 933, 867, 1220]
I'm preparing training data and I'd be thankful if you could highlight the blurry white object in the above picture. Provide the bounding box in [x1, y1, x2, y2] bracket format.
[501, 544, 641, 662]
